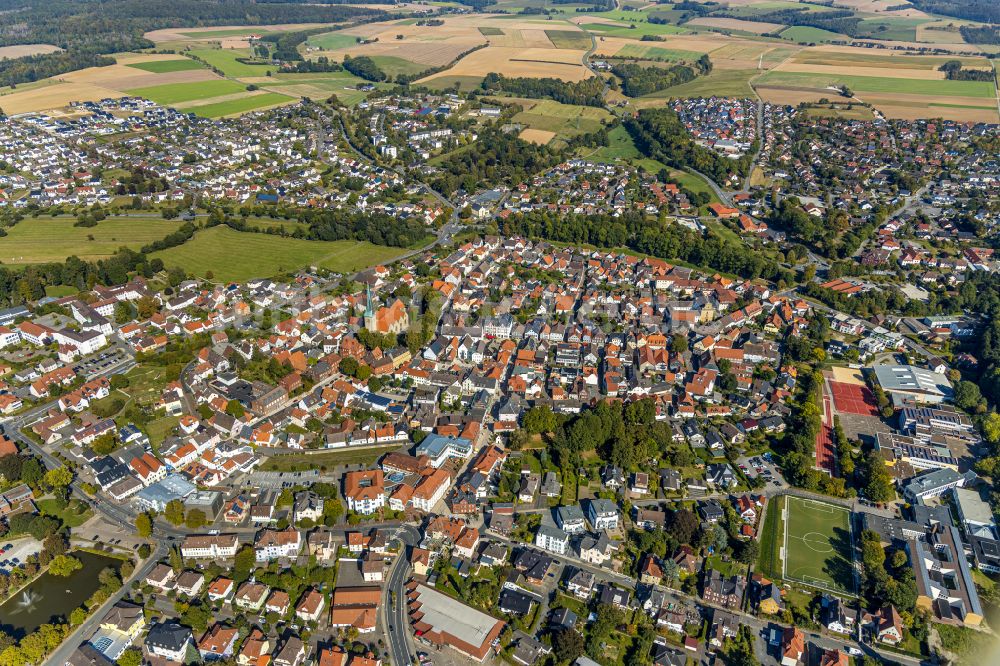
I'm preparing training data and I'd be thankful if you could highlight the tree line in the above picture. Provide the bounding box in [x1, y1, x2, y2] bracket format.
[907, 0, 999, 24]
[428, 124, 566, 195]
[714, 7, 862, 37]
[481, 72, 607, 107]
[342, 54, 387, 82]
[499, 209, 796, 283]
[0, 0, 383, 86]
[939, 60, 995, 81]
[612, 57, 710, 97]
[958, 25, 1000, 45]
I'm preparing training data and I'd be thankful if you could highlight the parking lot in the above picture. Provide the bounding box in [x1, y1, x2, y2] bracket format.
[0, 537, 41, 573]
[737, 453, 786, 489]
[72, 346, 130, 376]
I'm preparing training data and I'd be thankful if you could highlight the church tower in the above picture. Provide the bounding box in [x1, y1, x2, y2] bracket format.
[363, 282, 377, 330]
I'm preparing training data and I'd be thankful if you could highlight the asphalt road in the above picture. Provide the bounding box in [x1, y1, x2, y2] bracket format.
[385, 524, 421, 666]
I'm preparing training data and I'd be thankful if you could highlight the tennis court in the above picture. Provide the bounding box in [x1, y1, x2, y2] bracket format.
[781, 495, 857, 595]
[829, 380, 879, 417]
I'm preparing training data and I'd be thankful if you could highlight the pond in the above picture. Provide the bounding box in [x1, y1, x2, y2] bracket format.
[0, 550, 122, 639]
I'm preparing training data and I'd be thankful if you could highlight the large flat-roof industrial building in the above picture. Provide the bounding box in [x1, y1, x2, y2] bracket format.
[873, 365, 953, 405]
[407, 582, 505, 661]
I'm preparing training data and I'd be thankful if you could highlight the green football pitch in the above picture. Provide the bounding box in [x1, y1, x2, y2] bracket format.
[782, 495, 857, 595]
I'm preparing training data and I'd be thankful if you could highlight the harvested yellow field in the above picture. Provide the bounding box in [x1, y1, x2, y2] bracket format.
[0, 81, 124, 115]
[790, 46, 991, 69]
[850, 38, 995, 53]
[0, 44, 61, 58]
[755, 86, 855, 106]
[593, 36, 637, 57]
[57, 60, 218, 91]
[486, 28, 554, 49]
[688, 17, 785, 34]
[145, 23, 330, 43]
[593, 33, 729, 58]
[831, 0, 929, 17]
[519, 128, 556, 144]
[419, 46, 590, 83]
[863, 92, 999, 123]
[324, 40, 475, 67]
[773, 62, 947, 80]
[757, 85, 998, 123]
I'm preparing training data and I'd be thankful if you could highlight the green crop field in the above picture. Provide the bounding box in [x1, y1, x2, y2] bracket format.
[307, 31, 361, 50]
[615, 44, 703, 62]
[780, 26, 849, 43]
[128, 79, 248, 105]
[369, 55, 430, 77]
[0, 216, 183, 265]
[187, 48, 274, 78]
[791, 51, 990, 70]
[856, 17, 925, 42]
[269, 71, 382, 105]
[643, 68, 756, 98]
[781, 495, 856, 595]
[187, 92, 295, 117]
[545, 30, 592, 49]
[420, 75, 484, 91]
[757, 70, 998, 98]
[149, 226, 417, 281]
[479, 26, 504, 36]
[127, 59, 205, 73]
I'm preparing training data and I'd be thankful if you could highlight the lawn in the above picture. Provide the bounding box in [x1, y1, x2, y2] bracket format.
[126, 59, 204, 73]
[149, 226, 417, 281]
[579, 124, 642, 162]
[545, 30, 592, 50]
[0, 216, 182, 264]
[186, 48, 275, 78]
[782, 495, 856, 595]
[669, 169, 720, 204]
[121, 364, 169, 405]
[127, 79, 248, 105]
[306, 31, 361, 50]
[512, 99, 613, 138]
[757, 70, 998, 98]
[801, 104, 875, 120]
[37, 498, 93, 528]
[780, 25, 849, 43]
[187, 92, 295, 117]
[757, 494, 784, 579]
[44, 285, 80, 298]
[260, 446, 396, 471]
[145, 415, 180, 449]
